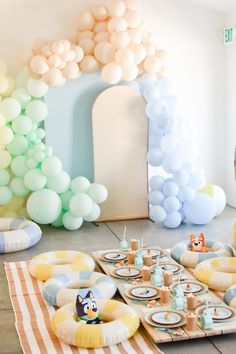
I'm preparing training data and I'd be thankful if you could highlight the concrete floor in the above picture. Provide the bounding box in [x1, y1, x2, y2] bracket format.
[0, 205, 236, 354]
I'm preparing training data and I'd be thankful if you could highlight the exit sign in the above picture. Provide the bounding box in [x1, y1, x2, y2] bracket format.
[224, 27, 235, 44]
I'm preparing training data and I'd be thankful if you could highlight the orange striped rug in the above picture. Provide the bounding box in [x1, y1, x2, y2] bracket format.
[4, 261, 163, 354]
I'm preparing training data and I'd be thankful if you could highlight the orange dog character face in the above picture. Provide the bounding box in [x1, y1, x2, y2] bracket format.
[190, 233, 208, 252]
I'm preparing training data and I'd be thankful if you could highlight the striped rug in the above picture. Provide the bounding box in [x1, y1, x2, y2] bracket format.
[4, 261, 163, 354]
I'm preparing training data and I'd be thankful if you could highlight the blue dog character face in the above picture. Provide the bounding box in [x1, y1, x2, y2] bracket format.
[76, 291, 98, 320]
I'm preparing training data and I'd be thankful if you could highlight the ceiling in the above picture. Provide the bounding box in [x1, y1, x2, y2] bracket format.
[185, 0, 236, 13]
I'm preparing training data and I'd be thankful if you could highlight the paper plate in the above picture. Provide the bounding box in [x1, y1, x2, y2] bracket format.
[151, 311, 182, 325]
[142, 248, 164, 258]
[144, 310, 186, 328]
[198, 305, 235, 321]
[113, 266, 141, 278]
[158, 263, 182, 274]
[172, 281, 208, 295]
[101, 251, 127, 262]
[127, 286, 159, 300]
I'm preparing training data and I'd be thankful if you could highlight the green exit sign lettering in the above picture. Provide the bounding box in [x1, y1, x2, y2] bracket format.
[224, 27, 234, 44]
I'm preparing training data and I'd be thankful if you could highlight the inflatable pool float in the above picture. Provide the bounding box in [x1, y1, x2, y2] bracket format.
[43, 270, 117, 306]
[29, 250, 95, 281]
[171, 240, 233, 268]
[0, 217, 42, 253]
[51, 299, 140, 348]
[224, 284, 236, 308]
[194, 257, 236, 291]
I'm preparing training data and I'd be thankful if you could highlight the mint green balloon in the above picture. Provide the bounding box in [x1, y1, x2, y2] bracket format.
[36, 128, 45, 139]
[12, 115, 33, 135]
[25, 100, 48, 122]
[88, 183, 108, 203]
[10, 177, 29, 196]
[12, 88, 31, 109]
[84, 203, 101, 222]
[26, 158, 38, 169]
[34, 151, 45, 162]
[47, 171, 70, 194]
[41, 156, 62, 177]
[60, 190, 74, 211]
[0, 186, 12, 204]
[26, 131, 37, 142]
[69, 193, 93, 217]
[62, 211, 83, 231]
[27, 189, 62, 224]
[7, 135, 28, 156]
[0, 97, 21, 122]
[0, 169, 10, 186]
[24, 169, 47, 191]
[51, 210, 65, 227]
[11, 156, 28, 177]
[71, 176, 90, 194]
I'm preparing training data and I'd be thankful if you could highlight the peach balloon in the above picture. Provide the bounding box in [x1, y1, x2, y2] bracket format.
[101, 62, 122, 84]
[48, 55, 61, 68]
[124, 10, 141, 28]
[128, 28, 142, 43]
[94, 31, 110, 43]
[138, 63, 144, 75]
[79, 38, 95, 55]
[157, 65, 168, 79]
[51, 41, 64, 55]
[109, 1, 126, 17]
[110, 31, 130, 49]
[143, 32, 155, 43]
[57, 78, 66, 87]
[60, 40, 71, 52]
[58, 60, 66, 69]
[92, 5, 109, 21]
[94, 42, 114, 64]
[143, 42, 156, 56]
[71, 45, 84, 63]
[30, 55, 49, 75]
[122, 64, 138, 81]
[77, 11, 95, 31]
[80, 55, 99, 73]
[32, 38, 48, 54]
[115, 48, 134, 67]
[143, 56, 162, 74]
[41, 44, 52, 57]
[107, 17, 128, 33]
[62, 61, 80, 79]
[66, 49, 76, 61]
[156, 49, 167, 62]
[27, 68, 41, 80]
[123, 0, 141, 11]
[129, 43, 146, 64]
[93, 21, 107, 34]
[42, 68, 63, 86]
[78, 31, 94, 42]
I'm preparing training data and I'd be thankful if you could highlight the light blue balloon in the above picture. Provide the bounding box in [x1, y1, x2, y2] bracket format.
[162, 155, 182, 173]
[183, 193, 215, 225]
[138, 73, 158, 87]
[148, 190, 165, 205]
[163, 182, 179, 197]
[173, 171, 189, 186]
[149, 175, 165, 191]
[145, 99, 167, 120]
[163, 196, 181, 212]
[143, 86, 160, 101]
[182, 161, 196, 174]
[160, 135, 179, 154]
[150, 205, 167, 222]
[158, 78, 174, 95]
[163, 95, 179, 115]
[178, 186, 196, 202]
[163, 211, 182, 228]
[188, 169, 206, 190]
[146, 148, 164, 167]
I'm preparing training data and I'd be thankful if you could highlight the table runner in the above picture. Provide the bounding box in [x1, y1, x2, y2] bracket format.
[4, 261, 163, 354]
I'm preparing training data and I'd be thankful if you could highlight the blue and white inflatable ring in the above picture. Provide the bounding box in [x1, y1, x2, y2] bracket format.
[43, 270, 117, 307]
[0, 217, 42, 253]
[171, 239, 233, 268]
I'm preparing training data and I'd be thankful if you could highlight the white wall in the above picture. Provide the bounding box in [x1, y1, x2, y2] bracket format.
[225, 12, 236, 207]
[0, 0, 227, 189]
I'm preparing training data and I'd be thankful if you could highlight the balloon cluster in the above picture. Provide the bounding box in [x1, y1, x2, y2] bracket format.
[0, 66, 108, 230]
[129, 73, 226, 228]
[0, 59, 15, 101]
[23, 0, 167, 86]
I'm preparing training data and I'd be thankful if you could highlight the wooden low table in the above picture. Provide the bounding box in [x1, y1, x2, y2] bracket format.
[93, 248, 236, 344]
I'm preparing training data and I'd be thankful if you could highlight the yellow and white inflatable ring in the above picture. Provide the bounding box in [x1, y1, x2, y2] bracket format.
[43, 270, 117, 307]
[194, 257, 236, 291]
[0, 217, 42, 253]
[171, 240, 233, 268]
[51, 299, 140, 348]
[29, 250, 95, 281]
[224, 284, 236, 308]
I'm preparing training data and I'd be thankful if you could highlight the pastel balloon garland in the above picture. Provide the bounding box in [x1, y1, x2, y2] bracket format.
[0, 0, 226, 229]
